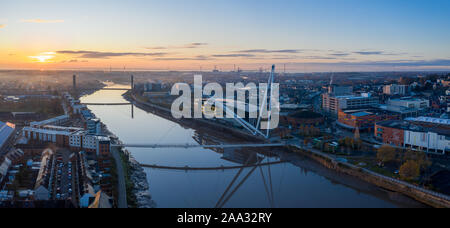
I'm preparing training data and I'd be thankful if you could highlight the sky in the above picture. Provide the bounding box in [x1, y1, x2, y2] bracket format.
[0, 0, 450, 72]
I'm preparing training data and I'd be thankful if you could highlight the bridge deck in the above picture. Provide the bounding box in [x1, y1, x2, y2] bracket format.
[81, 103, 132, 106]
[140, 160, 286, 171]
[111, 143, 287, 149]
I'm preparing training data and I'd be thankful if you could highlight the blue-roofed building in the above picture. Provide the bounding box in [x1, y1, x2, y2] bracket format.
[0, 121, 16, 156]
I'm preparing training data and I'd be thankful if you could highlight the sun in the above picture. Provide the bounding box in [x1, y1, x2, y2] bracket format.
[29, 52, 56, 63]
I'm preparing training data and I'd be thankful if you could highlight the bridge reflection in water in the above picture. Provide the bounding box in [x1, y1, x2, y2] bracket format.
[83, 102, 134, 119]
[131, 134, 282, 208]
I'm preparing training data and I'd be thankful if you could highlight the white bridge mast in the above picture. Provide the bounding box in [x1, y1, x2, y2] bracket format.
[228, 64, 276, 139]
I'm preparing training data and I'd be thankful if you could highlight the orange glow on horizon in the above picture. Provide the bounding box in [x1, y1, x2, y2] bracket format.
[28, 52, 56, 63]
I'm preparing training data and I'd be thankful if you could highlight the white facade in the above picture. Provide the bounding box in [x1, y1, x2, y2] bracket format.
[404, 130, 450, 154]
[83, 134, 97, 150]
[388, 98, 429, 110]
[322, 93, 379, 114]
[383, 84, 407, 95]
[69, 133, 83, 148]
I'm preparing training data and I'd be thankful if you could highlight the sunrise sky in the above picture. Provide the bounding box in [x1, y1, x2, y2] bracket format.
[1, 0, 450, 72]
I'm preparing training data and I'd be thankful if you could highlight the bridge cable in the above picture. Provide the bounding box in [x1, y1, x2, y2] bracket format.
[215, 167, 245, 208]
[259, 165, 274, 208]
[267, 158, 275, 208]
[217, 164, 259, 208]
[214, 154, 256, 208]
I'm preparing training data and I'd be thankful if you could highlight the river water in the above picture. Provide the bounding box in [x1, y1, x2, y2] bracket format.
[81, 84, 426, 208]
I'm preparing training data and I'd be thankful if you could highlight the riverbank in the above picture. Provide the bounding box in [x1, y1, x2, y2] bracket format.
[287, 146, 450, 208]
[103, 125, 156, 208]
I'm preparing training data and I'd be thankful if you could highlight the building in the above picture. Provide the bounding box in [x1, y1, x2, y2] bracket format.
[0, 121, 16, 156]
[34, 149, 55, 201]
[88, 191, 112, 208]
[322, 93, 379, 115]
[338, 109, 399, 131]
[388, 98, 429, 110]
[375, 120, 450, 155]
[23, 124, 110, 156]
[23, 125, 83, 148]
[30, 115, 70, 128]
[383, 84, 408, 95]
[280, 111, 324, 127]
[81, 110, 94, 121]
[87, 118, 101, 135]
[405, 117, 450, 126]
[0, 157, 12, 184]
[328, 85, 353, 96]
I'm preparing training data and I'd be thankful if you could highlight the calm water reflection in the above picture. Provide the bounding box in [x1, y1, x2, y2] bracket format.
[81, 85, 426, 208]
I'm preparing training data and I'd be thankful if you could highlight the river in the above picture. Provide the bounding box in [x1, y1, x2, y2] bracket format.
[80, 84, 426, 208]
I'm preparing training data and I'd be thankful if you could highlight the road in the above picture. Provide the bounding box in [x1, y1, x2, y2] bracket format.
[111, 146, 128, 208]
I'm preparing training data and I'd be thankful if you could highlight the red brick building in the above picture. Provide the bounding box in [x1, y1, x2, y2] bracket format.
[375, 121, 405, 147]
[338, 110, 399, 131]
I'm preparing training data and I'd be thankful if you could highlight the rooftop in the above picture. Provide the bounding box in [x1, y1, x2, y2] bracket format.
[377, 120, 450, 136]
[31, 115, 69, 127]
[351, 112, 372, 117]
[406, 117, 450, 126]
[0, 121, 15, 150]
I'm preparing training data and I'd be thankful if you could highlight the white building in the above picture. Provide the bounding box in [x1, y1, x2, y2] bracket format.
[69, 131, 84, 148]
[383, 84, 408, 95]
[388, 98, 429, 110]
[404, 130, 450, 155]
[322, 93, 379, 115]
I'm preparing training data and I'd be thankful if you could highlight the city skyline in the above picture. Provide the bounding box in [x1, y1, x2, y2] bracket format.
[1, 0, 450, 72]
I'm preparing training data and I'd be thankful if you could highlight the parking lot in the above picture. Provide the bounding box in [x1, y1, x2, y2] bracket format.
[50, 149, 76, 203]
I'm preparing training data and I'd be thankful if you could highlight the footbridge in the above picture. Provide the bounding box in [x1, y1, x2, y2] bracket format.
[139, 160, 287, 171]
[111, 143, 288, 149]
[81, 103, 132, 106]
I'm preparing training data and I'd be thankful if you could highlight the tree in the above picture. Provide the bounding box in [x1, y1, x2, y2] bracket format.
[377, 145, 397, 164]
[399, 160, 420, 181]
[403, 149, 432, 171]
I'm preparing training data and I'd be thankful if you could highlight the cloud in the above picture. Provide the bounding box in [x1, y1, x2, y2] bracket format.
[212, 54, 256, 58]
[21, 19, 64, 23]
[353, 59, 450, 67]
[145, 43, 208, 50]
[145, 46, 168, 50]
[0, 24, 5, 29]
[237, 49, 301, 54]
[154, 55, 213, 61]
[187, 43, 208, 48]
[295, 59, 450, 69]
[353, 51, 384, 55]
[304, 56, 338, 60]
[57, 50, 167, 59]
[330, 53, 351, 57]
